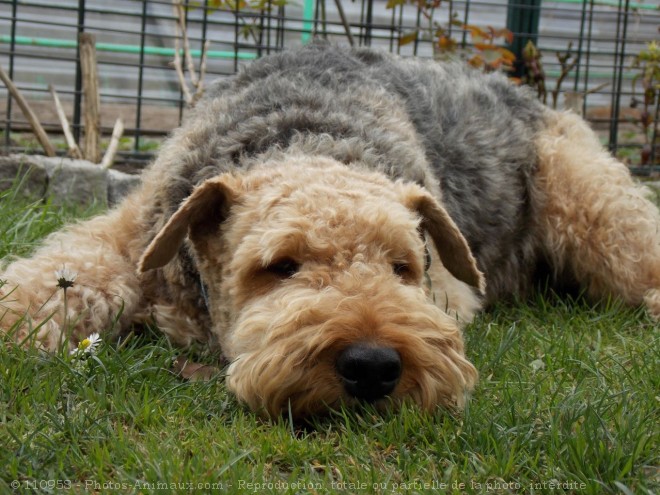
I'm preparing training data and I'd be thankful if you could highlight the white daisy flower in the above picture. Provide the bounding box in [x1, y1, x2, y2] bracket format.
[71, 333, 102, 356]
[55, 266, 77, 290]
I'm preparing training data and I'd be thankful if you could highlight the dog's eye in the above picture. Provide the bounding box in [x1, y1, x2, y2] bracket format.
[265, 258, 300, 278]
[392, 262, 411, 277]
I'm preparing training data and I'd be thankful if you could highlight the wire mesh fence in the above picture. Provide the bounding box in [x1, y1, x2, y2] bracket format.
[0, 0, 658, 171]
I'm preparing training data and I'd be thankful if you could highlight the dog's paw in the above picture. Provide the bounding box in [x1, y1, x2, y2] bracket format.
[643, 288, 660, 320]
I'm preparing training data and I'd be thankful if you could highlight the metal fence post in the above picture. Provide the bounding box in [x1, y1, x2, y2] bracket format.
[3, 0, 18, 149]
[506, 0, 542, 78]
[609, 0, 631, 156]
[135, 0, 149, 154]
[73, 0, 86, 144]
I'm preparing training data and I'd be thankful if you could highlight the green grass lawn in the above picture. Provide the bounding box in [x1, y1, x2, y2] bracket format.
[0, 182, 658, 495]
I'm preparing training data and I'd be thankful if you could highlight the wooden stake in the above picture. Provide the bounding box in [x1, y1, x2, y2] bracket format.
[100, 118, 124, 169]
[0, 64, 56, 157]
[79, 33, 101, 163]
[49, 85, 82, 159]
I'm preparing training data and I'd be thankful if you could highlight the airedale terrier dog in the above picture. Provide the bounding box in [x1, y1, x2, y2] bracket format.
[2, 44, 659, 417]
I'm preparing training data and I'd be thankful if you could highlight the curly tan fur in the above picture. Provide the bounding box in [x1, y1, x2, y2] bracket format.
[1, 44, 659, 418]
[536, 111, 660, 318]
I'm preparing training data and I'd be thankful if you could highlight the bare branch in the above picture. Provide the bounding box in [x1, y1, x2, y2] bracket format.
[100, 118, 125, 169]
[172, 35, 194, 105]
[171, 0, 208, 106]
[179, 2, 199, 87]
[333, 0, 355, 47]
[49, 85, 82, 159]
[191, 39, 211, 105]
[0, 64, 56, 157]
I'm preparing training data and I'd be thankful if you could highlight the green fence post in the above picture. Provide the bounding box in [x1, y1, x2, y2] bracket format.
[301, 0, 315, 44]
[506, 0, 542, 78]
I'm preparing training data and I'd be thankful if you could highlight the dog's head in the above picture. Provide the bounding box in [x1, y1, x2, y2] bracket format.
[139, 156, 483, 417]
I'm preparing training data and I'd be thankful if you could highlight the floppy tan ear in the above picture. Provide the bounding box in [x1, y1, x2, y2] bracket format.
[138, 176, 242, 272]
[404, 187, 485, 294]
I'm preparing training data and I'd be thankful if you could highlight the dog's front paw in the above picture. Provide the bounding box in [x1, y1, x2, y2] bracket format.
[643, 288, 660, 320]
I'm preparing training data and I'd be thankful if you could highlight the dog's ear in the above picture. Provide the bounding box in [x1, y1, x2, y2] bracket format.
[138, 176, 242, 272]
[403, 187, 485, 294]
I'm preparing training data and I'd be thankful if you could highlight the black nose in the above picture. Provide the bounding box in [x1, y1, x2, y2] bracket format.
[336, 344, 401, 402]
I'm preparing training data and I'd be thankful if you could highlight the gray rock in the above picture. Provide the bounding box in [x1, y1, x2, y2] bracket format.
[32, 155, 108, 208]
[0, 154, 48, 198]
[0, 153, 143, 207]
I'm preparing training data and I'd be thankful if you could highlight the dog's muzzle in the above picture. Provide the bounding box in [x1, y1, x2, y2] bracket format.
[336, 344, 402, 402]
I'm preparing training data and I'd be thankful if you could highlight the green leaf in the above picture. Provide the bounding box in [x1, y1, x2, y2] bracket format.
[386, 0, 408, 9]
[399, 30, 418, 46]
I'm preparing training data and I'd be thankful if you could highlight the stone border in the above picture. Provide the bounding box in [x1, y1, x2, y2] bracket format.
[0, 153, 657, 208]
[0, 154, 141, 207]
